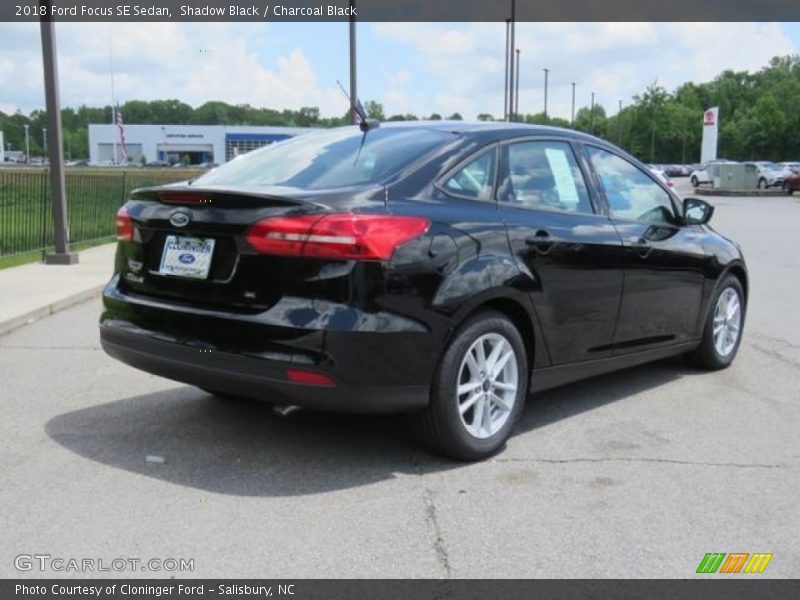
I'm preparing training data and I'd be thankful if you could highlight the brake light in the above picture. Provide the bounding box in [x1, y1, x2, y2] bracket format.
[245, 214, 430, 260]
[116, 205, 133, 241]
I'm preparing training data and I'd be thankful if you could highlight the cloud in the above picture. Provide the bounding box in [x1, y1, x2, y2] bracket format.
[372, 22, 797, 120]
[0, 22, 796, 122]
[0, 22, 349, 117]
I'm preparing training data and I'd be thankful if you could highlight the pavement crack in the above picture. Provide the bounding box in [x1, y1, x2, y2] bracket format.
[748, 342, 800, 368]
[422, 488, 452, 578]
[492, 457, 785, 469]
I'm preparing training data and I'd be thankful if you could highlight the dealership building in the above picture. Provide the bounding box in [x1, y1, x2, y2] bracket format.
[88, 124, 313, 165]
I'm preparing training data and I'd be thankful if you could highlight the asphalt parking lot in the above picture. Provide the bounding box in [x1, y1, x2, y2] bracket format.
[1, 178, 798, 579]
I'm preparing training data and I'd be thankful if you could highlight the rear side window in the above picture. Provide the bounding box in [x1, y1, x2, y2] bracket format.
[194, 127, 454, 190]
[498, 140, 593, 213]
[586, 146, 677, 225]
[441, 150, 496, 201]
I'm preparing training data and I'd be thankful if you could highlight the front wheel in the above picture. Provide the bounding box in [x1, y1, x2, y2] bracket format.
[784, 181, 793, 196]
[758, 178, 767, 190]
[684, 275, 745, 370]
[690, 175, 699, 188]
[410, 310, 528, 461]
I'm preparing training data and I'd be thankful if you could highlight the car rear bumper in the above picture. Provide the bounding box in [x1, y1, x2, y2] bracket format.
[100, 278, 433, 413]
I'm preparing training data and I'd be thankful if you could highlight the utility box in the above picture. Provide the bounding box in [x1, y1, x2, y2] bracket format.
[717, 163, 758, 190]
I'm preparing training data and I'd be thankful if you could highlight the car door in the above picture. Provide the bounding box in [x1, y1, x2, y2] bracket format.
[582, 144, 708, 351]
[497, 138, 625, 364]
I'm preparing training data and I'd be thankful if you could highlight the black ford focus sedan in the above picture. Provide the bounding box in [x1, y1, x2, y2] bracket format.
[100, 122, 747, 460]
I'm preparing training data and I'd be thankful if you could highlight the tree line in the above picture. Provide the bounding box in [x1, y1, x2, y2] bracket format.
[2, 55, 798, 164]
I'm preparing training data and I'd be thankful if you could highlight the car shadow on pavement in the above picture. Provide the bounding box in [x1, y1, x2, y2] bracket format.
[45, 356, 700, 497]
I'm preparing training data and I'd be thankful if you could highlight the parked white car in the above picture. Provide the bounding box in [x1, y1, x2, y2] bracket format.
[746, 162, 790, 189]
[648, 167, 675, 190]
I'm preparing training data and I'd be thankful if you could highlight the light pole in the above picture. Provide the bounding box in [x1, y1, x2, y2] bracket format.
[514, 48, 520, 121]
[508, 0, 516, 122]
[618, 99, 623, 146]
[348, 0, 357, 123]
[570, 82, 576, 125]
[503, 19, 510, 121]
[24, 123, 30, 163]
[543, 68, 549, 120]
[42, 127, 47, 161]
[590, 92, 595, 134]
[40, 2, 77, 264]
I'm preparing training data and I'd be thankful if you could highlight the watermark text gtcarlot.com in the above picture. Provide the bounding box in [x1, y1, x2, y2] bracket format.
[14, 554, 194, 573]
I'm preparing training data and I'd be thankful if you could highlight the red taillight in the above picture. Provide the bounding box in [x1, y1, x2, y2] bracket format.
[116, 205, 133, 241]
[285, 369, 336, 387]
[245, 214, 430, 260]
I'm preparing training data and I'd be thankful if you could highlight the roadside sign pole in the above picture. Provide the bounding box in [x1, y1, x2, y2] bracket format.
[40, 7, 78, 265]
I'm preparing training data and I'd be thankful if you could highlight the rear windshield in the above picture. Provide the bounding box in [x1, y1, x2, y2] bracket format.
[194, 127, 454, 190]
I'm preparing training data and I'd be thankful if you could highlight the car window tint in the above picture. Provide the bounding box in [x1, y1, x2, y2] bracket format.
[499, 141, 593, 213]
[441, 150, 496, 201]
[586, 146, 676, 225]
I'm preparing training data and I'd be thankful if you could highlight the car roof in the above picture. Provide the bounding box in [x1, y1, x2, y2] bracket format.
[378, 120, 608, 145]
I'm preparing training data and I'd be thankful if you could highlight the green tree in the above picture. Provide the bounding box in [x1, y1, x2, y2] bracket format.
[364, 101, 385, 121]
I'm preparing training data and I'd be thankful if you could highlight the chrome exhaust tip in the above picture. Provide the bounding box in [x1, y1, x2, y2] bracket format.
[272, 405, 301, 417]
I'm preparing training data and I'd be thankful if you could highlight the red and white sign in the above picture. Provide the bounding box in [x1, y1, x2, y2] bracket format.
[704, 109, 716, 126]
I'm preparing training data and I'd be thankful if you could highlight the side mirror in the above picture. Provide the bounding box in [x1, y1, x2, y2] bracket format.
[683, 197, 714, 225]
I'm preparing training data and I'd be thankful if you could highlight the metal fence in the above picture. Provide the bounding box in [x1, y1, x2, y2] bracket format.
[0, 168, 197, 260]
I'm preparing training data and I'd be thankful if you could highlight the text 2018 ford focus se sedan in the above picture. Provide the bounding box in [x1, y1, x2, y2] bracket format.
[100, 122, 748, 460]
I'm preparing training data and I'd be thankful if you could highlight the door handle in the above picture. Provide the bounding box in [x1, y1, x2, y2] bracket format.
[524, 230, 553, 255]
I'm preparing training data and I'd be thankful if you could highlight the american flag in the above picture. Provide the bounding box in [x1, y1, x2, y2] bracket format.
[114, 103, 128, 161]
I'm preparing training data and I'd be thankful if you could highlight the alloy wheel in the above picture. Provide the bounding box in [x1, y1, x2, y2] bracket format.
[713, 287, 742, 357]
[456, 333, 519, 439]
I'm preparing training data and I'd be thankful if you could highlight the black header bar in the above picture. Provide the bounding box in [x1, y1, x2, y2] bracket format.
[4, 0, 800, 22]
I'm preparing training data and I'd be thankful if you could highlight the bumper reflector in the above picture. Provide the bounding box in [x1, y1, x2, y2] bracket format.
[286, 369, 336, 387]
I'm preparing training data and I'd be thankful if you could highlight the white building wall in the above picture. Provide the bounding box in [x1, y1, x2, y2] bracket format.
[88, 124, 312, 165]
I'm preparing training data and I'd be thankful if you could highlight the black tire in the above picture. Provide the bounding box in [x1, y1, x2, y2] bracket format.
[684, 275, 745, 370]
[784, 181, 793, 196]
[758, 178, 767, 190]
[410, 310, 528, 461]
[690, 175, 699, 188]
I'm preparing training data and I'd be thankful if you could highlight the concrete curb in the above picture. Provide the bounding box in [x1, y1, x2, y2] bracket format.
[694, 188, 788, 197]
[0, 284, 104, 337]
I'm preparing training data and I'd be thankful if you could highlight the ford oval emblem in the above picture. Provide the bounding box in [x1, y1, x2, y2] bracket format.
[169, 211, 191, 228]
[178, 253, 196, 264]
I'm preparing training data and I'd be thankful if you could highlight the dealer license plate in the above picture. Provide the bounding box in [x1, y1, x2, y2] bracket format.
[159, 235, 216, 279]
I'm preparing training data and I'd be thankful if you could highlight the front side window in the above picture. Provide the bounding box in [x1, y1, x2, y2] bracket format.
[586, 146, 676, 224]
[441, 150, 496, 201]
[498, 140, 593, 213]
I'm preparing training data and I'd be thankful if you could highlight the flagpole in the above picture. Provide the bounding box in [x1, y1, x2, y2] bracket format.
[109, 39, 117, 164]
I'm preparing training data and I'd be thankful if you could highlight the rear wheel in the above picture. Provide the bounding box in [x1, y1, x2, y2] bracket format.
[684, 275, 745, 370]
[690, 175, 699, 187]
[411, 310, 528, 461]
[784, 181, 793, 196]
[758, 178, 767, 190]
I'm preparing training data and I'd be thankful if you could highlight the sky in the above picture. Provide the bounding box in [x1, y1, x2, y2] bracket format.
[1, 22, 799, 121]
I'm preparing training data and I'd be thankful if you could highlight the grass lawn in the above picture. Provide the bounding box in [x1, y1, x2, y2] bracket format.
[0, 167, 197, 269]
